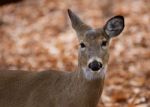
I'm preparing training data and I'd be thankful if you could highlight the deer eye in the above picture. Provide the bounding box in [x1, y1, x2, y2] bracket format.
[80, 42, 86, 48]
[101, 41, 107, 48]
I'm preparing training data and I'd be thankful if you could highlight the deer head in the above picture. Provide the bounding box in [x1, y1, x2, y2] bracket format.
[68, 9, 124, 80]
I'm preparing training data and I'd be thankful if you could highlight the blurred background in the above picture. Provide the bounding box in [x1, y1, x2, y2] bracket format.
[0, 0, 150, 107]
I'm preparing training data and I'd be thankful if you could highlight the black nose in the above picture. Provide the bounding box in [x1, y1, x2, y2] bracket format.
[88, 60, 103, 71]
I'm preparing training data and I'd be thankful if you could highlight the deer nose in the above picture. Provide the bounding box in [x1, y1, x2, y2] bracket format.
[88, 60, 103, 71]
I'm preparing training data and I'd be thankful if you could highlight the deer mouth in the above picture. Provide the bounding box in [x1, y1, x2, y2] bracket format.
[82, 66, 107, 80]
[90, 66, 105, 73]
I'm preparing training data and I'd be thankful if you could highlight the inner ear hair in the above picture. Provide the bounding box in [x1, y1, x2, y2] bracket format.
[104, 15, 124, 38]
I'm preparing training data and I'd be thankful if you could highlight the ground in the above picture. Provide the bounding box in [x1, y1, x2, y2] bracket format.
[0, 0, 150, 107]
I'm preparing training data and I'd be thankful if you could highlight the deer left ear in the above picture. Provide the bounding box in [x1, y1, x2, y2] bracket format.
[68, 9, 84, 31]
[68, 9, 91, 33]
[104, 16, 124, 38]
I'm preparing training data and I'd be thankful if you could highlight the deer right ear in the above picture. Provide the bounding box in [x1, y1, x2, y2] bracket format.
[104, 16, 124, 38]
[68, 9, 90, 32]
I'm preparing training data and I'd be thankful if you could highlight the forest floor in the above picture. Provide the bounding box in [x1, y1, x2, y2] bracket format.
[0, 0, 150, 107]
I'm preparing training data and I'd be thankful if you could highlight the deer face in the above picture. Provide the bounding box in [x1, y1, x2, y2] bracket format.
[68, 9, 124, 80]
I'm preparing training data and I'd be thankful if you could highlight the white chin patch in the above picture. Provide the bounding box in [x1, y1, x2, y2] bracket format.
[82, 67, 107, 80]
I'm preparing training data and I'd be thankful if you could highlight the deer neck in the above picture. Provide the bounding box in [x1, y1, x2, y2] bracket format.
[76, 60, 105, 91]
[73, 66, 105, 106]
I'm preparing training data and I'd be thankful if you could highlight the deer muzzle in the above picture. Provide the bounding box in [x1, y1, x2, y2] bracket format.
[88, 60, 103, 71]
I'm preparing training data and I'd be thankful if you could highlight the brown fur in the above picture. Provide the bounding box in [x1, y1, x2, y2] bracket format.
[0, 70, 104, 107]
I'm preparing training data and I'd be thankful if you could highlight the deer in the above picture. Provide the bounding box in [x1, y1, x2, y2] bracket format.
[0, 9, 124, 107]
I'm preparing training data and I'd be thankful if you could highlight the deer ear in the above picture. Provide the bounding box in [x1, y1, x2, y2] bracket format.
[68, 9, 83, 30]
[104, 16, 124, 38]
[68, 9, 90, 32]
